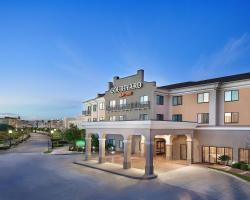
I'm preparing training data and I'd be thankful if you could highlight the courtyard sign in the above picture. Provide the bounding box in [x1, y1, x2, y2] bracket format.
[110, 82, 143, 94]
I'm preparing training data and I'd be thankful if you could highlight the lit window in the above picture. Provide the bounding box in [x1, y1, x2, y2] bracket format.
[109, 116, 116, 121]
[93, 118, 97, 122]
[224, 112, 239, 123]
[109, 100, 116, 107]
[119, 99, 127, 106]
[198, 93, 209, 103]
[99, 117, 104, 121]
[118, 140, 123, 149]
[119, 115, 126, 121]
[99, 102, 105, 110]
[197, 113, 209, 124]
[225, 90, 239, 102]
[140, 96, 148, 104]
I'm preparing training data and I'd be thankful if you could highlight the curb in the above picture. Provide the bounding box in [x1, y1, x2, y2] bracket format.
[208, 167, 250, 185]
[73, 161, 157, 180]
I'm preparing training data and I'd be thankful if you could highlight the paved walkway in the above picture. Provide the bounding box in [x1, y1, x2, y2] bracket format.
[0, 133, 249, 200]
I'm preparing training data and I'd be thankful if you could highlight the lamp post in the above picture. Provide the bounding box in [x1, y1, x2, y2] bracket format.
[50, 130, 54, 149]
[8, 130, 13, 147]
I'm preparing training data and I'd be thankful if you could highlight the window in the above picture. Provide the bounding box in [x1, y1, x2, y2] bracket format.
[118, 140, 123, 149]
[172, 96, 182, 106]
[198, 92, 209, 103]
[93, 118, 97, 122]
[225, 90, 239, 102]
[93, 105, 97, 112]
[139, 114, 149, 120]
[109, 116, 116, 121]
[99, 117, 104, 121]
[197, 113, 209, 124]
[99, 102, 105, 110]
[109, 100, 116, 107]
[140, 96, 148, 104]
[119, 99, 127, 107]
[156, 114, 164, 121]
[239, 149, 250, 164]
[108, 139, 115, 146]
[119, 115, 126, 121]
[202, 146, 233, 164]
[224, 112, 239, 123]
[87, 106, 91, 111]
[172, 114, 182, 122]
[156, 95, 164, 105]
[87, 118, 91, 122]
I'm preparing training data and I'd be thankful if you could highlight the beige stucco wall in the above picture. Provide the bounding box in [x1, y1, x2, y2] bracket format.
[224, 87, 250, 125]
[171, 93, 209, 122]
[194, 129, 250, 163]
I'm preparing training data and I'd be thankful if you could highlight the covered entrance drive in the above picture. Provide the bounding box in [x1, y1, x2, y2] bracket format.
[82, 120, 197, 177]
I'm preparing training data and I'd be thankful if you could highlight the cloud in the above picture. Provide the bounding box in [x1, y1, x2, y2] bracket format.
[192, 33, 250, 79]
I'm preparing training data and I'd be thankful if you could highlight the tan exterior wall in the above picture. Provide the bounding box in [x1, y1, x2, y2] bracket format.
[194, 129, 250, 163]
[224, 87, 250, 125]
[171, 93, 209, 122]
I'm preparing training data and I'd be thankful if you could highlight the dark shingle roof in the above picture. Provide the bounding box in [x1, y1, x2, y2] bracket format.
[158, 72, 250, 90]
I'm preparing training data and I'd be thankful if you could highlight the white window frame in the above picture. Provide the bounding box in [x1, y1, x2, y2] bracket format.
[198, 92, 209, 103]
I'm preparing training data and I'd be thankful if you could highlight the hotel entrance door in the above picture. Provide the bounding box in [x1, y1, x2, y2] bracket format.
[156, 140, 165, 155]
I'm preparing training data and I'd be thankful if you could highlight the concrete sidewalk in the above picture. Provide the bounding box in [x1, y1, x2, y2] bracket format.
[73, 160, 157, 180]
[50, 146, 83, 155]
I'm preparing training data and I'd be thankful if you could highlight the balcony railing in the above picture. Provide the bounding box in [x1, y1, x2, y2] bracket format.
[82, 110, 91, 116]
[106, 101, 150, 112]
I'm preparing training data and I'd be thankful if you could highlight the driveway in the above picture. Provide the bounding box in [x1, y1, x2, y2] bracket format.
[0, 133, 249, 200]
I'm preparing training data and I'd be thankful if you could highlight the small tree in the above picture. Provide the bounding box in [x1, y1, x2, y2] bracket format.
[65, 124, 84, 149]
[218, 155, 230, 165]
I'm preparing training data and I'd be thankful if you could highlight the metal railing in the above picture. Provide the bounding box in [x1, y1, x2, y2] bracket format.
[106, 101, 150, 112]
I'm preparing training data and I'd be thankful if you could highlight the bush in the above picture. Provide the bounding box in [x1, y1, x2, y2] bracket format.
[232, 162, 249, 171]
[232, 162, 241, 169]
[240, 163, 249, 171]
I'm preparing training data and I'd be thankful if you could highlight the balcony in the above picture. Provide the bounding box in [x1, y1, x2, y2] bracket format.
[106, 101, 150, 112]
[82, 110, 91, 116]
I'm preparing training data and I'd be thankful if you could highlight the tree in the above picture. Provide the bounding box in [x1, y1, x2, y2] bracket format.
[65, 124, 85, 149]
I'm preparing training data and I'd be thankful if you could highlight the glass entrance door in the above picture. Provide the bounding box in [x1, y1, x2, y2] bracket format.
[156, 141, 165, 155]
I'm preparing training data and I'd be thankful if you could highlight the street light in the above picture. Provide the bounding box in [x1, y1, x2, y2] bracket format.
[8, 130, 13, 147]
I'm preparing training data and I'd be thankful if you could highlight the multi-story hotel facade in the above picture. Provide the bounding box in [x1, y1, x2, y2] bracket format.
[80, 69, 250, 177]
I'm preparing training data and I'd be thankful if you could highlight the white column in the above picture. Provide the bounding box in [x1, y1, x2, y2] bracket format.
[186, 138, 193, 165]
[98, 138, 106, 163]
[209, 89, 217, 126]
[166, 143, 173, 160]
[84, 137, 92, 161]
[144, 140, 154, 176]
[140, 136, 145, 156]
[123, 139, 132, 169]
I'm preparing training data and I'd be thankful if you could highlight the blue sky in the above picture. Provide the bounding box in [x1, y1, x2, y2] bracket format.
[0, 0, 250, 120]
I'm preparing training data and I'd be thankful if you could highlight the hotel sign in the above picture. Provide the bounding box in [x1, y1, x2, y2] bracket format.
[110, 82, 143, 94]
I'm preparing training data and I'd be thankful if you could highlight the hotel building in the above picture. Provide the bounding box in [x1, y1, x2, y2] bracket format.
[80, 69, 250, 177]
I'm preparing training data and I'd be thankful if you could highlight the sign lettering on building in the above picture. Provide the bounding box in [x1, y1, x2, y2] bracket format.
[110, 82, 143, 94]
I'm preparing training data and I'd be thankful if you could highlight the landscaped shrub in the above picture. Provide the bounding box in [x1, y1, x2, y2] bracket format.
[218, 155, 230, 165]
[240, 163, 249, 171]
[232, 162, 250, 171]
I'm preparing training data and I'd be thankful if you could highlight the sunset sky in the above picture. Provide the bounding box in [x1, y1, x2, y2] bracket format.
[1, 0, 250, 119]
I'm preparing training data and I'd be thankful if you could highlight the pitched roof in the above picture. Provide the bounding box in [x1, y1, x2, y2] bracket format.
[158, 72, 250, 90]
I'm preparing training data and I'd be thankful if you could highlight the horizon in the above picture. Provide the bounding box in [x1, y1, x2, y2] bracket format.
[1, 0, 250, 120]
